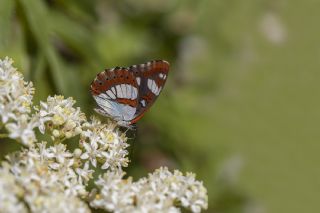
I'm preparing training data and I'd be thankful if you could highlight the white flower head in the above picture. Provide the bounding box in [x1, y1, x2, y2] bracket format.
[5, 114, 39, 146]
[91, 167, 208, 213]
[91, 170, 135, 212]
[0, 57, 38, 146]
[80, 117, 129, 170]
[0, 163, 28, 213]
[27, 191, 90, 213]
[36, 95, 86, 140]
[4, 141, 93, 209]
[0, 57, 34, 122]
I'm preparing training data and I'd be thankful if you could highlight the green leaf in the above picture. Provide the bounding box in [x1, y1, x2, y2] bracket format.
[0, 0, 15, 49]
[48, 10, 102, 65]
[18, 0, 85, 105]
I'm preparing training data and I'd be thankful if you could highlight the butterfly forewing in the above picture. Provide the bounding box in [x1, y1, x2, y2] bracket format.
[129, 60, 169, 124]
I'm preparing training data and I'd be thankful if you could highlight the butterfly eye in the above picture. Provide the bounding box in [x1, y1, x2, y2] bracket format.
[99, 82, 102, 85]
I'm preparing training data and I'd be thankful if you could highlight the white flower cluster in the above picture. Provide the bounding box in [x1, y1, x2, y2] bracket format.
[80, 117, 129, 170]
[0, 163, 27, 213]
[0, 57, 38, 146]
[2, 142, 91, 213]
[91, 167, 208, 213]
[0, 57, 208, 213]
[37, 95, 86, 140]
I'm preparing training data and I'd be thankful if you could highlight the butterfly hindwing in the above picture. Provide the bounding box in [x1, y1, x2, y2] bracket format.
[90, 67, 139, 123]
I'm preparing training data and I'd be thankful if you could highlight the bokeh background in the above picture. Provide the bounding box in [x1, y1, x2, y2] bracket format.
[1, 0, 320, 212]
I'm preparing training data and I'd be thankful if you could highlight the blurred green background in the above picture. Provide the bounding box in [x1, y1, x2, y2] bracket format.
[1, 0, 320, 212]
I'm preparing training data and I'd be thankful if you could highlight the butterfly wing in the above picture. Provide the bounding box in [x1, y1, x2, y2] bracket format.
[128, 60, 170, 124]
[90, 67, 139, 123]
[91, 60, 169, 126]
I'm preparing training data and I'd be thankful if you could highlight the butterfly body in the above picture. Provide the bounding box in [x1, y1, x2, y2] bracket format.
[90, 60, 169, 127]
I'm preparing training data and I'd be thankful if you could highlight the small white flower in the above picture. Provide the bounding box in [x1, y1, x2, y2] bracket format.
[5, 114, 38, 146]
[47, 143, 73, 164]
[76, 162, 94, 185]
[80, 140, 99, 167]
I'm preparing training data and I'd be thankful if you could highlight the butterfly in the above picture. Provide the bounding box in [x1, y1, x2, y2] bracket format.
[90, 60, 169, 128]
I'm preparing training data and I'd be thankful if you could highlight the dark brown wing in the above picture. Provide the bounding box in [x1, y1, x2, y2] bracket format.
[128, 60, 170, 124]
